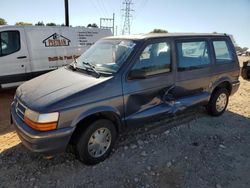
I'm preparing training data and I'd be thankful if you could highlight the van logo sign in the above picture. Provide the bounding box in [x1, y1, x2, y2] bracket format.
[43, 33, 71, 47]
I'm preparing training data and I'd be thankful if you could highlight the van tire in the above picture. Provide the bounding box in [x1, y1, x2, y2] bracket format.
[207, 88, 229, 116]
[247, 70, 250, 79]
[76, 119, 117, 165]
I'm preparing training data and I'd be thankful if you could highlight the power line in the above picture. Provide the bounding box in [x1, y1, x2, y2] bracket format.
[121, 0, 134, 35]
[96, 0, 107, 18]
[99, 0, 109, 17]
[133, 0, 148, 19]
[90, 0, 102, 18]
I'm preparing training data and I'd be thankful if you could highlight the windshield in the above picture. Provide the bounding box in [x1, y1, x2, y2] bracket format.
[76, 39, 136, 74]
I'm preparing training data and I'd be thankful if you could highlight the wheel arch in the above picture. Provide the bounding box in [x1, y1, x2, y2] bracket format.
[211, 78, 232, 96]
[69, 107, 123, 144]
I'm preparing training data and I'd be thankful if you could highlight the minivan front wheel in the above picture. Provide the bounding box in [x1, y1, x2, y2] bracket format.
[76, 119, 117, 165]
[207, 88, 229, 116]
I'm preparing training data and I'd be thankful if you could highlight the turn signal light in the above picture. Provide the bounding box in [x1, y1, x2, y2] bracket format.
[24, 116, 57, 131]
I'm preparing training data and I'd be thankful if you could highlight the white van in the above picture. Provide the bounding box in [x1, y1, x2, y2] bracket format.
[0, 26, 112, 89]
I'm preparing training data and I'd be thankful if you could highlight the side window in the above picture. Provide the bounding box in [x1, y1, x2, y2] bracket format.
[130, 42, 171, 78]
[177, 40, 211, 71]
[213, 40, 233, 63]
[0, 31, 20, 57]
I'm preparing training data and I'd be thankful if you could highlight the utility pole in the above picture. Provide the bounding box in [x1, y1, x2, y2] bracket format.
[100, 13, 115, 35]
[64, 0, 69, 26]
[122, 0, 134, 35]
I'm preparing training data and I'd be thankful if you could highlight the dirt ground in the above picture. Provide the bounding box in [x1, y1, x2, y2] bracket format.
[0, 57, 249, 188]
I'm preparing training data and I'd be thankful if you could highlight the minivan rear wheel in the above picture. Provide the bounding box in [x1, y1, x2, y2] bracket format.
[207, 88, 229, 116]
[76, 119, 117, 165]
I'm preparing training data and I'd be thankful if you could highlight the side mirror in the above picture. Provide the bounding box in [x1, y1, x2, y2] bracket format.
[128, 69, 146, 80]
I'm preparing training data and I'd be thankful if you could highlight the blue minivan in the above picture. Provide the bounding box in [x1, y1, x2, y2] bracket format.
[11, 33, 240, 164]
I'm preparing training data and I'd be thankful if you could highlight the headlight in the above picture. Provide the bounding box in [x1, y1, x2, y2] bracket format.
[24, 108, 59, 131]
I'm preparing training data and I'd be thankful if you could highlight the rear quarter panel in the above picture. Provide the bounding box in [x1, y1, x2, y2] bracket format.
[209, 36, 240, 93]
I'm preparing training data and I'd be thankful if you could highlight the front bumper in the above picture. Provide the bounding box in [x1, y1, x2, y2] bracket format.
[11, 103, 74, 154]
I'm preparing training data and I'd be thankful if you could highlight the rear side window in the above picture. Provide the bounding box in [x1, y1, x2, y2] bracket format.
[213, 40, 233, 63]
[177, 40, 211, 71]
[0, 31, 20, 57]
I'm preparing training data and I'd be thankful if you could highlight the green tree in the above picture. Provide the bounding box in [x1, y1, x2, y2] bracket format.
[46, 23, 56, 26]
[235, 46, 243, 52]
[15, 22, 33, 26]
[235, 46, 249, 53]
[87, 23, 98, 28]
[242, 47, 248, 52]
[150, 29, 168, 33]
[0, 18, 7, 25]
[35, 21, 45, 26]
[92, 23, 98, 28]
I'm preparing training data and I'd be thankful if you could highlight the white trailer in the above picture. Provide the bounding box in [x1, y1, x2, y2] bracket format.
[0, 26, 112, 89]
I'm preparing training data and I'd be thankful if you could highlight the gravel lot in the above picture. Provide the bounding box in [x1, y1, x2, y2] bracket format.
[0, 57, 250, 188]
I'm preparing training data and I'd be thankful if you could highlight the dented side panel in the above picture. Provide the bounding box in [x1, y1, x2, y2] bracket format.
[124, 91, 210, 125]
[123, 73, 175, 125]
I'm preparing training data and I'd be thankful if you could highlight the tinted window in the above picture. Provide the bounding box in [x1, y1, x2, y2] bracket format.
[213, 40, 233, 63]
[0, 31, 20, 57]
[130, 42, 171, 77]
[177, 41, 211, 71]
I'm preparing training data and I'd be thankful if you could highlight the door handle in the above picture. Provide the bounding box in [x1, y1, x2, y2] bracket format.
[17, 56, 27, 59]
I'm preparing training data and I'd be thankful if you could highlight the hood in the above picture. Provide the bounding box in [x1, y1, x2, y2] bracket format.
[17, 68, 111, 111]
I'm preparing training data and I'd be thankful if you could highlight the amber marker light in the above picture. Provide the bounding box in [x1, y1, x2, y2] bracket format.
[24, 108, 59, 131]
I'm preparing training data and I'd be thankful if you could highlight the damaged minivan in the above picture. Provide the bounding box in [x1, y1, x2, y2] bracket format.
[11, 33, 240, 164]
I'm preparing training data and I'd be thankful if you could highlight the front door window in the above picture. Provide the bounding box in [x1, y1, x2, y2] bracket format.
[130, 42, 171, 77]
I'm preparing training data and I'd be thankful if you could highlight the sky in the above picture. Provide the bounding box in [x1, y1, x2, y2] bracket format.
[1, 0, 250, 48]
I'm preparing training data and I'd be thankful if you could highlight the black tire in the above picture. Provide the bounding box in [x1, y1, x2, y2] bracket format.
[76, 119, 117, 165]
[207, 88, 229, 116]
[247, 70, 250, 79]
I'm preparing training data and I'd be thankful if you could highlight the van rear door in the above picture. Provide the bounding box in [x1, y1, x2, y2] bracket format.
[0, 27, 30, 87]
[173, 38, 212, 98]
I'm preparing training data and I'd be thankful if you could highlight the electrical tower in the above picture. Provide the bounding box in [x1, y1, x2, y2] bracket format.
[100, 13, 115, 35]
[122, 0, 134, 35]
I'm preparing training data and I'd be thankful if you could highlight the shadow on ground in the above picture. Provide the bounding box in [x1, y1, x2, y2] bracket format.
[0, 88, 16, 135]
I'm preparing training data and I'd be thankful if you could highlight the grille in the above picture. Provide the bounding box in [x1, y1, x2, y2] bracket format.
[15, 100, 26, 121]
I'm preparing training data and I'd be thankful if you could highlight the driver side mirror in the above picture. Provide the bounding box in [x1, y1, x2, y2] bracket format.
[128, 69, 146, 80]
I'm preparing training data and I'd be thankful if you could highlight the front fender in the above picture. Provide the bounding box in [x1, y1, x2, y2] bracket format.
[70, 105, 123, 130]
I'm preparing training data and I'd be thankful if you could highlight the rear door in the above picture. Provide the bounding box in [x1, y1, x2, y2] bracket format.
[173, 38, 213, 99]
[122, 38, 175, 125]
[0, 28, 30, 85]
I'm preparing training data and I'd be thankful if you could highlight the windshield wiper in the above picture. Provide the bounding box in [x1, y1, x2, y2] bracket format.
[69, 59, 101, 78]
[68, 58, 78, 71]
[82, 62, 101, 78]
